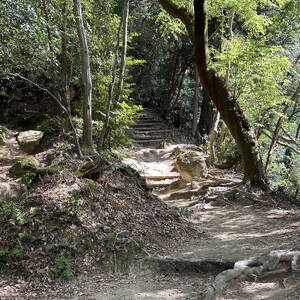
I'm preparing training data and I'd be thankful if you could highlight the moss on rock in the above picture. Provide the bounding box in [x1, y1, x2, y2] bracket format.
[9, 156, 58, 178]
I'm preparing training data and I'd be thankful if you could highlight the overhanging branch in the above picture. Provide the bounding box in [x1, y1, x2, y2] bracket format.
[158, 0, 194, 38]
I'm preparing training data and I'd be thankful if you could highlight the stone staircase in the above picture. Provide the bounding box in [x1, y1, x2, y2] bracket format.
[123, 145, 205, 208]
[125, 109, 211, 208]
[129, 108, 179, 148]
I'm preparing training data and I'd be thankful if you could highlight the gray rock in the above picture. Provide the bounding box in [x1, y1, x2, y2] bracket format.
[0, 182, 25, 202]
[9, 156, 39, 177]
[17, 130, 44, 153]
[175, 149, 208, 182]
[0, 126, 8, 146]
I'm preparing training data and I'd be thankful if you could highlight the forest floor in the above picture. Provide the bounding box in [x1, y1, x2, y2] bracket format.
[64, 146, 300, 300]
[1, 133, 300, 299]
[59, 200, 300, 300]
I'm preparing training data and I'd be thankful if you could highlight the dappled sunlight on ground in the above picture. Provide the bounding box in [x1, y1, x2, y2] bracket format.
[134, 289, 189, 299]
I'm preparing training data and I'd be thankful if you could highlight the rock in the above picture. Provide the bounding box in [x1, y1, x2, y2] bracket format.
[0, 126, 8, 146]
[17, 130, 44, 153]
[9, 156, 39, 177]
[0, 182, 25, 202]
[175, 149, 207, 182]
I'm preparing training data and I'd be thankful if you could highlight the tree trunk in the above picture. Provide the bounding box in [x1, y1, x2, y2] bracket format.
[265, 83, 300, 172]
[192, 69, 200, 136]
[61, 0, 83, 157]
[197, 90, 214, 144]
[73, 0, 94, 155]
[116, 0, 129, 104]
[207, 11, 234, 165]
[158, 0, 268, 187]
[40, 0, 54, 53]
[99, 14, 123, 149]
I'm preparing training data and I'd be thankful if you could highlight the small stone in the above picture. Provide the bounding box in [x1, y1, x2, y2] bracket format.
[0, 182, 25, 202]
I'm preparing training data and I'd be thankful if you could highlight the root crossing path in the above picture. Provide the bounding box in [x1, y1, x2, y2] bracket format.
[78, 142, 300, 300]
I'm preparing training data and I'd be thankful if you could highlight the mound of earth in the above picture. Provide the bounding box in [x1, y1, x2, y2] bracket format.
[0, 144, 201, 281]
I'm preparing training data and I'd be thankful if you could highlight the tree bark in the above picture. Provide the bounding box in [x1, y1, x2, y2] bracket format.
[99, 14, 123, 149]
[73, 0, 94, 155]
[197, 90, 214, 144]
[265, 83, 300, 172]
[207, 12, 234, 165]
[61, 0, 83, 157]
[158, 0, 267, 187]
[40, 0, 54, 53]
[116, 0, 130, 104]
[192, 69, 200, 136]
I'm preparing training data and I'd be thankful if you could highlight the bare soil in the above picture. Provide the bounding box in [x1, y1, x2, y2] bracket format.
[1, 137, 300, 299]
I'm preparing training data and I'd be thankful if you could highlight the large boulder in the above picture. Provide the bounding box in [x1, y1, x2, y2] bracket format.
[175, 149, 207, 182]
[17, 130, 44, 153]
[9, 156, 40, 177]
[9, 155, 58, 178]
[0, 182, 25, 202]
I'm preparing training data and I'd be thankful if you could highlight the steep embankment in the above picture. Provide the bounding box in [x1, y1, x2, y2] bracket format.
[0, 125, 201, 299]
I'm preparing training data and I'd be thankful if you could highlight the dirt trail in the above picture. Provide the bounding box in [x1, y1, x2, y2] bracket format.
[70, 145, 300, 300]
[1, 129, 299, 299]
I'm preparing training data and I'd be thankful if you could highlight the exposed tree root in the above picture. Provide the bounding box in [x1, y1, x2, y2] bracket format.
[202, 249, 300, 300]
[143, 256, 234, 274]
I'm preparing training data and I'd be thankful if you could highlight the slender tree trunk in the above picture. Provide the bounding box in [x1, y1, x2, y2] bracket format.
[192, 68, 200, 136]
[116, 0, 129, 104]
[73, 0, 94, 155]
[61, 1, 83, 157]
[38, 0, 82, 157]
[99, 14, 123, 149]
[171, 68, 186, 109]
[40, 0, 54, 53]
[265, 83, 300, 172]
[159, 0, 268, 187]
[207, 12, 234, 165]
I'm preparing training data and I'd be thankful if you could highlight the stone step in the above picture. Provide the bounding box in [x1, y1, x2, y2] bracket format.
[137, 116, 160, 120]
[131, 127, 170, 133]
[164, 198, 198, 208]
[153, 180, 188, 195]
[131, 135, 167, 140]
[138, 116, 164, 122]
[141, 174, 180, 180]
[146, 178, 180, 188]
[132, 139, 167, 144]
[132, 123, 167, 128]
[132, 129, 174, 134]
[161, 188, 201, 201]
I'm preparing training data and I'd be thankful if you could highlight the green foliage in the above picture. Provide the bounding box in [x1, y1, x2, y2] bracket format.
[52, 255, 75, 279]
[0, 249, 9, 264]
[13, 248, 25, 259]
[155, 10, 185, 39]
[217, 136, 240, 165]
[18, 232, 27, 240]
[177, 207, 193, 218]
[269, 152, 300, 195]
[106, 232, 117, 250]
[20, 172, 36, 188]
[0, 201, 26, 225]
[213, 36, 291, 127]
[37, 116, 63, 135]
[208, 0, 286, 34]
[95, 101, 142, 149]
